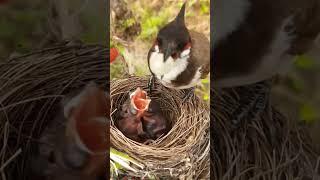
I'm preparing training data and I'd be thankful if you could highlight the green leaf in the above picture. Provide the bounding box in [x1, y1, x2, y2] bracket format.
[200, 3, 209, 14]
[110, 148, 131, 170]
[138, 9, 170, 40]
[203, 94, 209, 101]
[110, 148, 131, 159]
[201, 78, 209, 84]
[123, 18, 136, 28]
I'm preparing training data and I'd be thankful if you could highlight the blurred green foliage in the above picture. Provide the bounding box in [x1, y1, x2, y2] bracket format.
[294, 55, 320, 123]
[0, 2, 47, 57]
[278, 55, 320, 124]
[294, 55, 318, 70]
[0, 0, 106, 59]
[196, 78, 210, 102]
[80, 14, 107, 44]
[286, 74, 305, 93]
[122, 18, 136, 29]
[137, 0, 210, 41]
[110, 58, 127, 80]
[138, 9, 170, 40]
[300, 103, 319, 123]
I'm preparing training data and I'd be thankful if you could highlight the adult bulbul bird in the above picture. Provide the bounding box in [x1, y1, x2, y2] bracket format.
[213, 0, 320, 88]
[147, 2, 210, 101]
[213, 0, 320, 126]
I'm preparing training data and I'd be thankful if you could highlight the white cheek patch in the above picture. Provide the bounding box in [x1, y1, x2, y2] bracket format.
[149, 52, 176, 76]
[161, 57, 189, 83]
[180, 48, 191, 58]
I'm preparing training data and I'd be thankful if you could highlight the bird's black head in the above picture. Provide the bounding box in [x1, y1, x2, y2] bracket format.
[153, 2, 191, 62]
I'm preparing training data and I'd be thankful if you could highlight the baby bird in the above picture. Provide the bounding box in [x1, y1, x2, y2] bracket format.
[30, 82, 109, 180]
[117, 88, 151, 142]
[142, 99, 170, 141]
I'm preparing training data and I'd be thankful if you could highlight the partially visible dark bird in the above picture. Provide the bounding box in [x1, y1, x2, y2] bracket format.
[142, 99, 170, 141]
[213, 0, 320, 87]
[30, 82, 109, 180]
[213, 0, 320, 127]
[147, 2, 210, 101]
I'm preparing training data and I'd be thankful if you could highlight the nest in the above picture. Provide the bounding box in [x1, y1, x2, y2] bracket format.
[211, 82, 320, 179]
[0, 41, 108, 180]
[110, 76, 210, 179]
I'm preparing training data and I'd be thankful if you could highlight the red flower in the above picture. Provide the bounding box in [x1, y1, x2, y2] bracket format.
[110, 48, 119, 64]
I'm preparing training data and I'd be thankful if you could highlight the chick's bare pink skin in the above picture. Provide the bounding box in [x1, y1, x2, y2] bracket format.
[117, 87, 151, 142]
[129, 88, 169, 141]
[31, 82, 109, 180]
[129, 87, 151, 117]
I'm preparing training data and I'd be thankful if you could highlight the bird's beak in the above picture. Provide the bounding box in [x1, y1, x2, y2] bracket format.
[130, 88, 151, 115]
[163, 43, 175, 62]
[163, 48, 171, 62]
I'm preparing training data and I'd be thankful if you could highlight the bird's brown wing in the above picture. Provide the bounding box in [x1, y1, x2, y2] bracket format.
[189, 30, 210, 79]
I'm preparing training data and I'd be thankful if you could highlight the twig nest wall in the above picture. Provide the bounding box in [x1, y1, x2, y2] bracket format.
[0, 42, 108, 179]
[211, 84, 320, 179]
[110, 76, 210, 178]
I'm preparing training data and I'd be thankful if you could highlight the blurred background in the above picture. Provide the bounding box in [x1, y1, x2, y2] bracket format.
[0, 1, 108, 178]
[0, 0, 107, 59]
[271, 42, 320, 149]
[110, 0, 210, 102]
